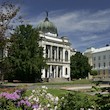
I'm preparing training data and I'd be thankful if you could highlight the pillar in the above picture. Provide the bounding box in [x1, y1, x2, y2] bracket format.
[57, 47, 59, 61]
[50, 46, 52, 61]
[56, 66, 58, 78]
[50, 65, 52, 78]
[63, 48, 65, 62]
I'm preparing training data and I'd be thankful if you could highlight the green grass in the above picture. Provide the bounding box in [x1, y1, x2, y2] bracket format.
[47, 88, 71, 97]
[36, 79, 92, 86]
[72, 79, 92, 84]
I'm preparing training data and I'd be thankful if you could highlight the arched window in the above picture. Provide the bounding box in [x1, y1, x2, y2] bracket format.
[65, 50, 68, 61]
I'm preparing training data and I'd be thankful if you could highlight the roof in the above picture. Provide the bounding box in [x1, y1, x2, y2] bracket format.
[93, 45, 110, 53]
[37, 13, 58, 36]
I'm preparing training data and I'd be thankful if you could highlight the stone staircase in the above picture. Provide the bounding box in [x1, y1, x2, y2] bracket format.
[49, 78, 70, 82]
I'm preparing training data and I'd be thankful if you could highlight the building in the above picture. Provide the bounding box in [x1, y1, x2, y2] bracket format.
[84, 45, 110, 78]
[37, 13, 73, 81]
[0, 13, 75, 82]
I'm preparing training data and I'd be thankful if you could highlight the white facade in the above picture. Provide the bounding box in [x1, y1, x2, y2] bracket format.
[39, 33, 71, 80]
[84, 46, 110, 78]
[37, 15, 72, 80]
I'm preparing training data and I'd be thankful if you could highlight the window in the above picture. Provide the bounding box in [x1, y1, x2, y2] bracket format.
[98, 56, 101, 60]
[98, 63, 100, 68]
[103, 55, 106, 59]
[65, 50, 68, 61]
[65, 68, 68, 75]
[109, 70, 110, 74]
[104, 62, 106, 67]
[93, 57, 96, 61]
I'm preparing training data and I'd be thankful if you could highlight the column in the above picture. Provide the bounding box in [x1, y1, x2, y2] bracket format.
[41, 69, 45, 78]
[63, 48, 65, 62]
[54, 66, 56, 78]
[62, 66, 65, 77]
[59, 48, 62, 61]
[56, 66, 58, 78]
[50, 46, 52, 61]
[54, 47, 57, 61]
[47, 66, 49, 78]
[60, 66, 62, 78]
[49, 46, 51, 59]
[57, 47, 59, 61]
[50, 65, 52, 78]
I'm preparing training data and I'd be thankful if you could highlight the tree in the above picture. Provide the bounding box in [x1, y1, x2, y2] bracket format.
[70, 52, 91, 79]
[90, 70, 98, 76]
[95, 94, 110, 109]
[7, 25, 46, 82]
[0, 1, 20, 82]
[60, 92, 95, 110]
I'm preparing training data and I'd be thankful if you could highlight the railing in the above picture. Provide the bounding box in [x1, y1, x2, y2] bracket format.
[46, 58, 70, 63]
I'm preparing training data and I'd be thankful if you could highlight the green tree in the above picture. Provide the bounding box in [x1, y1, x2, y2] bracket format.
[0, 1, 20, 82]
[91, 70, 98, 76]
[70, 52, 91, 79]
[7, 25, 46, 82]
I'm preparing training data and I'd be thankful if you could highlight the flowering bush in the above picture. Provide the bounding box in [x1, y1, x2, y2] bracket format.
[0, 89, 33, 110]
[0, 86, 60, 110]
[28, 86, 60, 110]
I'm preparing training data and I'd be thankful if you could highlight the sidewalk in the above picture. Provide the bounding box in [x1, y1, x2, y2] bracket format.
[61, 84, 110, 91]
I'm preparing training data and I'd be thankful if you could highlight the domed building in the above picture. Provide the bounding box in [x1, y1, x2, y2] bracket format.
[37, 15, 58, 36]
[37, 13, 73, 81]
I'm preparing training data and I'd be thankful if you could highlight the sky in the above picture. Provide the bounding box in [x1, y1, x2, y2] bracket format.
[1, 0, 110, 52]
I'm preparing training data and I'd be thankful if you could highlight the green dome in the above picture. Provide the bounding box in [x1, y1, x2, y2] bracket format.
[37, 17, 58, 35]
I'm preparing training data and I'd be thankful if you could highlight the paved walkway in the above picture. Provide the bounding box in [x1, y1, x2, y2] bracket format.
[1, 83, 110, 91]
[61, 84, 110, 91]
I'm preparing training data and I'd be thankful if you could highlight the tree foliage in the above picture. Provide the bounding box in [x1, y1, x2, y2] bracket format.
[90, 70, 98, 76]
[95, 93, 110, 109]
[60, 92, 95, 110]
[0, 1, 20, 49]
[70, 52, 91, 79]
[0, 1, 20, 81]
[6, 25, 46, 82]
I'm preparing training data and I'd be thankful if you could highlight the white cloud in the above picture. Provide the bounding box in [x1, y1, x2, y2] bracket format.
[81, 35, 99, 42]
[51, 9, 110, 33]
[28, 9, 110, 51]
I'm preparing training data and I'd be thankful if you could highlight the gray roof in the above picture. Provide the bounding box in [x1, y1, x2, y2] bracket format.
[37, 17, 58, 35]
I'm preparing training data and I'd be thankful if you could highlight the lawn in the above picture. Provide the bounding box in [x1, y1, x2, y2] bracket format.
[36, 79, 93, 86]
[47, 88, 70, 97]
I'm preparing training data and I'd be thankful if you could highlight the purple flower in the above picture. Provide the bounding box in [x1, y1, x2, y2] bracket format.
[32, 104, 39, 109]
[18, 99, 31, 107]
[0, 92, 20, 101]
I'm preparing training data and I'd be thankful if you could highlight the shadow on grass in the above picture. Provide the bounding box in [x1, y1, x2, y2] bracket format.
[0, 84, 16, 88]
[92, 80, 110, 85]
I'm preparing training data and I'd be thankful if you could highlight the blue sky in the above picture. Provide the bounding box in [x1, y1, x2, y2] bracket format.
[1, 0, 110, 52]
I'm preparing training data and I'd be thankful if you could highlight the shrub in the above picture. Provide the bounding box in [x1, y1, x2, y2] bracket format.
[0, 89, 34, 110]
[59, 92, 95, 110]
[28, 86, 60, 110]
